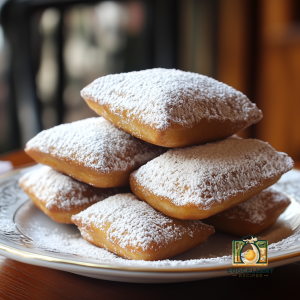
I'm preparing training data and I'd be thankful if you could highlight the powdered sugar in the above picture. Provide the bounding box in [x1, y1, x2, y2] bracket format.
[273, 169, 300, 199]
[2, 168, 300, 269]
[72, 193, 210, 252]
[29, 226, 120, 261]
[19, 166, 118, 211]
[26, 117, 164, 173]
[24, 224, 230, 266]
[214, 188, 290, 224]
[81, 68, 262, 130]
[132, 138, 294, 209]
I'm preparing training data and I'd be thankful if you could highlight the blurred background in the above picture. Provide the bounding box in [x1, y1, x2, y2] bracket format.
[0, 0, 299, 160]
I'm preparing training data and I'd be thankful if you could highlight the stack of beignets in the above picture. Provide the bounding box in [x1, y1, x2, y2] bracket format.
[20, 68, 294, 261]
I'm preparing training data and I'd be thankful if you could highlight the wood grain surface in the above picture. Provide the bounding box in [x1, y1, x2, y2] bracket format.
[0, 254, 300, 300]
[0, 150, 300, 300]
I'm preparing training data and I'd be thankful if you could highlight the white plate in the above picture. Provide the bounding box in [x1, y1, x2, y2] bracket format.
[1, 166, 300, 283]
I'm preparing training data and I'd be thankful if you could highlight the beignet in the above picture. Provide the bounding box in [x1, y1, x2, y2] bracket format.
[25, 117, 165, 187]
[130, 138, 293, 220]
[204, 188, 291, 236]
[72, 193, 215, 261]
[19, 166, 126, 223]
[81, 68, 263, 147]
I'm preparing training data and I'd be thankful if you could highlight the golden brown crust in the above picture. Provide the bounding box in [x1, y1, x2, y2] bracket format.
[85, 99, 250, 148]
[25, 118, 165, 188]
[19, 166, 129, 224]
[78, 220, 214, 261]
[203, 190, 291, 236]
[129, 138, 293, 220]
[81, 69, 262, 148]
[20, 186, 83, 224]
[25, 149, 133, 188]
[130, 174, 282, 220]
[72, 194, 215, 261]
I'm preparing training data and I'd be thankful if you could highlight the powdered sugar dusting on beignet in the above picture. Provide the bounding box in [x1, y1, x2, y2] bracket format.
[72, 194, 211, 251]
[81, 68, 262, 130]
[131, 138, 294, 209]
[25, 118, 165, 173]
[19, 166, 119, 211]
[214, 188, 290, 224]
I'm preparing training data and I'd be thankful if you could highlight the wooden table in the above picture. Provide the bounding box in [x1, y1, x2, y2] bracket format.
[0, 150, 300, 299]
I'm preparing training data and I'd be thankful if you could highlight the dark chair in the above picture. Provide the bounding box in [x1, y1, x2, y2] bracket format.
[0, 0, 180, 151]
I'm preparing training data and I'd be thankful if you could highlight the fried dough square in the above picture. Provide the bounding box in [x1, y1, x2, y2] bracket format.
[25, 117, 165, 187]
[72, 193, 215, 261]
[130, 138, 294, 220]
[204, 188, 291, 236]
[19, 166, 126, 223]
[81, 68, 262, 147]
